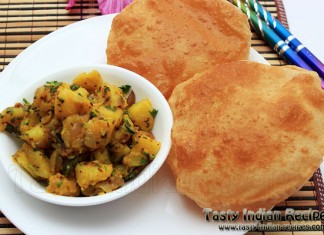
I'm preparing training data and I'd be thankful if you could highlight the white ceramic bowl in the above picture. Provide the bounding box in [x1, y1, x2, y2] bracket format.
[0, 64, 173, 206]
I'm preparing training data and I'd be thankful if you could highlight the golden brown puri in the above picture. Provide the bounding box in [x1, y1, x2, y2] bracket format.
[107, 0, 251, 98]
[167, 61, 324, 211]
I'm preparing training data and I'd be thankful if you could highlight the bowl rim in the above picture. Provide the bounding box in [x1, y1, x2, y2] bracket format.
[0, 64, 173, 206]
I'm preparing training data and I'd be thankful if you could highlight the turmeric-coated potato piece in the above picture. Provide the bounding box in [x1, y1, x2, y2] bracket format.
[72, 70, 103, 93]
[75, 161, 113, 190]
[128, 98, 156, 131]
[20, 123, 51, 149]
[33, 85, 56, 116]
[19, 109, 40, 133]
[84, 118, 114, 149]
[132, 131, 161, 160]
[97, 106, 123, 127]
[123, 151, 147, 167]
[54, 86, 92, 120]
[61, 114, 88, 152]
[106, 84, 127, 109]
[109, 141, 131, 163]
[93, 148, 111, 164]
[46, 173, 80, 196]
[13, 143, 51, 179]
[0, 106, 25, 132]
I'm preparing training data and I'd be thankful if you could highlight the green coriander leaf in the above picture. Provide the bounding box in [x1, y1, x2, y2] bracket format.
[124, 171, 136, 181]
[70, 84, 80, 91]
[55, 134, 64, 145]
[119, 85, 131, 94]
[105, 106, 116, 112]
[140, 157, 148, 165]
[90, 111, 97, 119]
[23, 98, 30, 105]
[141, 151, 150, 158]
[150, 109, 158, 118]
[57, 181, 63, 188]
[125, 124, 135, 134]
[103, 86, 110, 95]
[5, 123, 15, 133]
[45, 81, 62, 93]
[124, 119, 135, 134]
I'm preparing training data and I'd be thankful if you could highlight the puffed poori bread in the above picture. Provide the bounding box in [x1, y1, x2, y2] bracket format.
[107, 0, 251, 98]
[167, 61, 324, 211]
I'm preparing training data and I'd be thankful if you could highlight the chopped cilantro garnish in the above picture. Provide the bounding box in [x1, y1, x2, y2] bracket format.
[45, 81, 62, 93]
[58, 97, 65, 103]
[124, 119, 135, 134]
[90, 111, 97, 119]
[4, 122, 20, 136]
[70, 84, 80, 91]
[140, 158, 148, 165]
[124, 171, 136, 181]
[103, 86, 110, 95]
[150, 109, 158, 118]
[119, 85, 131, 94]
[105, 106, 116, 112]
[124, 109, 130, 117]
[61, 157, 80, 177]
[55, 134, 64, 145]
[129, 141, 138, 148]
[125, 124, 135, 134]
[57, 181, 63, 188]
[141, 151, 150, 158]
[23, 98, 30, 105]
[5, 123, 15, 133]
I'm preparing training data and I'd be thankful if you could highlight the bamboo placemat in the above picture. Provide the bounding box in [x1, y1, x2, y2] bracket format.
[0, 0, 324, 234]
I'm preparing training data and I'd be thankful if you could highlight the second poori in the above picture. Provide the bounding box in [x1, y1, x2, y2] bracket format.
[107, 0, 251, 98]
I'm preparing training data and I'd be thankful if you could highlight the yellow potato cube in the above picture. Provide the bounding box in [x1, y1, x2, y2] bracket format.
[123, 151, 147, 167]
[0, 106, 25, 132]
[128, 98, 156, 131]
[106, 84, 127, 108]
[97, 106, 123, 127]
[61, 114, 88, 152]
[132, 132, 161, 159]
[46, 173, 80, 197]
[75, 161, 113, 190]
[13, 143, 51, 179]
[84, 118, 114, 149]
[93, 148, 111, 164]
[21, 123, 50, 149]
[73, 70, 103, 93]
[54, 86, 92, 120]
[33, 85, 55, 116]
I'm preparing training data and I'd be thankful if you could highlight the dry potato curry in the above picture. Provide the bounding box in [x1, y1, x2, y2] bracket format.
[0, 70, 161, 197]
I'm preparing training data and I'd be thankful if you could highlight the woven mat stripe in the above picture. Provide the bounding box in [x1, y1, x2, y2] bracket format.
[274, 0, 289, 28]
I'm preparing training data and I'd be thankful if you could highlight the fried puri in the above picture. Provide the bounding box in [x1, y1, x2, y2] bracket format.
[107, 0, 251, 98]
[167, 61, 324, 211]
